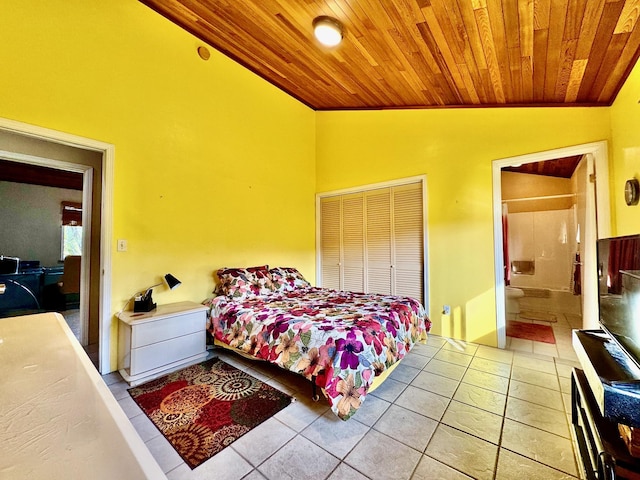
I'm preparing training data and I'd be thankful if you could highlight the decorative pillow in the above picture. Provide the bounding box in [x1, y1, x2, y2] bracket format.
[269, 267, 311, 292]
[216, 265, 273, 298]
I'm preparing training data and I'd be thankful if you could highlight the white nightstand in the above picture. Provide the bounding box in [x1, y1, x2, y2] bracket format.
[118, 301, 208, 386]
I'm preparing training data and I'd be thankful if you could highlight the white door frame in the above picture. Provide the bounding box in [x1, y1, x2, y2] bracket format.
[492, 141, 611, 348]
[0, 117, 113, 374]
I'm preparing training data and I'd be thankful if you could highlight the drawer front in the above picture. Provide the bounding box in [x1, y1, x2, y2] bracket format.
[130, 331, 205, 375]
[132, 311, 204, 348]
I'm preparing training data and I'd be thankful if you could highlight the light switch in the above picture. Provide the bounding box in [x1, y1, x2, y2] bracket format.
[117, 239, 127, 252]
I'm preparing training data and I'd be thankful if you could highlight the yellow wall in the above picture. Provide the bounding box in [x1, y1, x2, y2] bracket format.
[610, 59, 640, 236]
[316, 108, 610, 345]
[0, 0, 316, 369]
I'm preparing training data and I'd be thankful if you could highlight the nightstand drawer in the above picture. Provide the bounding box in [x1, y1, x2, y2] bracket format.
[131, 310, 204, 348]
[130, 331, 205, 375]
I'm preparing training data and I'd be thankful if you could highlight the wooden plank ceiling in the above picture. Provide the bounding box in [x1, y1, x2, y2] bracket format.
[503, 155, 583, 178]
[140, 0, 640, 110]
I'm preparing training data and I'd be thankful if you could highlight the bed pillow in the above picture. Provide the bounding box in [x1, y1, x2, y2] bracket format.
[269, 267, 311, 292]
[216, 265, 272, 298]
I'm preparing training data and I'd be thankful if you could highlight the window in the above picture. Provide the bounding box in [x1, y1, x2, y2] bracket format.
[61, 202, 83, 259]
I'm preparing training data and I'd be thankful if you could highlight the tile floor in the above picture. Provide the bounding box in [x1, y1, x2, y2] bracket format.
[104, 311, 584, 480]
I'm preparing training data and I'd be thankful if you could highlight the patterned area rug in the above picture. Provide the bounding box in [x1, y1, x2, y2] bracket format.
[507, 320, 556, 344]
[128, 358, 292, 469]
[518, 311, 557, 322]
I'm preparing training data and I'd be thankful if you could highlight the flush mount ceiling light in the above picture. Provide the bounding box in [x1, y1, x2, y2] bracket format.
[313, 16, 343, 47]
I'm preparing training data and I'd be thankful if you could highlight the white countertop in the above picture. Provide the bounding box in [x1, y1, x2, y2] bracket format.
[0, 312, 166, 479]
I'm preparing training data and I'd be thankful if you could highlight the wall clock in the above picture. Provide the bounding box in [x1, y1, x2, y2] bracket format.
[625, 178, 640, 206]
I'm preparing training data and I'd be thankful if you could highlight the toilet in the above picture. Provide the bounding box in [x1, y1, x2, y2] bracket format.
[505, 286, 525, 314]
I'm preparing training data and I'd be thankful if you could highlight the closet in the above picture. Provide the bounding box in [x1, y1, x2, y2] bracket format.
[319, 180, 425, 304]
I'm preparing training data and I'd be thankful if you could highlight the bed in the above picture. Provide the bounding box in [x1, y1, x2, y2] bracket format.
[204, 266, 431, 420]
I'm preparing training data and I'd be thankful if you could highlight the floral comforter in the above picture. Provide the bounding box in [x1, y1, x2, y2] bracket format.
[204, 286, 431, 420]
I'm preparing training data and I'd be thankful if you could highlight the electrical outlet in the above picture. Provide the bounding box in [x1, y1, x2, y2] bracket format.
[443, 305, 451, 315]
[117, 239, 127, 252]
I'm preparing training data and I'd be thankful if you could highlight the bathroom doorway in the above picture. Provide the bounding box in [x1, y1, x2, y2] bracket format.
[492, 142, 611, 350]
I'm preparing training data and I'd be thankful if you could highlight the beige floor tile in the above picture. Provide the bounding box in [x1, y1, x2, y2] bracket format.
[508, 380, 565, 412]
[399, 352, 431, 370]
[441, 400, 503, 444]
[433, 349, 474, 367]
[425, 424, 498, 480]
[301, 410, 370, 459]
[423, 358, 467, 381]
[368, 377, 407, 403]
[501, 419, 578, 476]
[373, 404, 437, 451]
[389, 363, 420, 384]
[327, 462, 369, 480]
[354, 394, 391, 427]
[395, 385, 450, 421]
[258, 436, 339, 480]
[469, 356, 512, 378]
[475, 345, 514, 364]
[410, 343, 441, 358]
[145, 434, 184, 473]
[462, 369, 509, 394]
[426, 335, 448, 348]
[412, 455, 474, 479]
[505, 396, 571, 438]
[441, 339, 479, 356]
[411, 370, 460, 398]
[533, 341, 559, 357]
[508, 337, 534, 353]
[232, 417, 296, 466]
[513, 353, 556, 374]
[274, 395, 329, 432]
[344, 429, 421, 480]
[510, 365, 561, 390]
[166, 447, 253, 480]
[495, 448, 578, 480]
[453, 383, 507, 416]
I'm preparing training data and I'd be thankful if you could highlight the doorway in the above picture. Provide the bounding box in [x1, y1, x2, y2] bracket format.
[0, 117, 114, 374]
[492, 142, 611, 349]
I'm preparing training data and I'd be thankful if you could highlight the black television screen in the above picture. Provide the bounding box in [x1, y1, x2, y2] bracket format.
[598, 234, 640, 369]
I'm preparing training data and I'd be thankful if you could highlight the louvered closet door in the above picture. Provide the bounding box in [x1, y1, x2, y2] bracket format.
[365, 188, 392, 295]
[320, 196, 341, 290]
[392, 183, 424, 303]
[342, 193, 365, 292]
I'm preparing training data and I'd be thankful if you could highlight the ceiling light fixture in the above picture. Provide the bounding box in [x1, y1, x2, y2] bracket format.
[313, 16, 343, 47]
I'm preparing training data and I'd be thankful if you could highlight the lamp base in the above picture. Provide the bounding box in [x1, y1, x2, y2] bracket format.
[134, 293, 156, 313]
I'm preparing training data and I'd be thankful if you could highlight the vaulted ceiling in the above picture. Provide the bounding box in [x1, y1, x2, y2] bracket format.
[140, 0, 640, 110]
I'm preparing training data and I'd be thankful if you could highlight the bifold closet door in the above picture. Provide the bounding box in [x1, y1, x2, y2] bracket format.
[320, 196, 341, 290]
[319, 181, 424, 304]
[392, 182, 424, 303]
[365, 188, 392, 295]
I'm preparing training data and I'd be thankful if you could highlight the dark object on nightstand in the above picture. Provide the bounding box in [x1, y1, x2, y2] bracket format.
[133, 291, 156, 312]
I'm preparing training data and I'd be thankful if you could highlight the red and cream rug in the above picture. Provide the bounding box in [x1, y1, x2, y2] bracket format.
[128, 358, 292, 469]
[507, 320, 556, 344]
